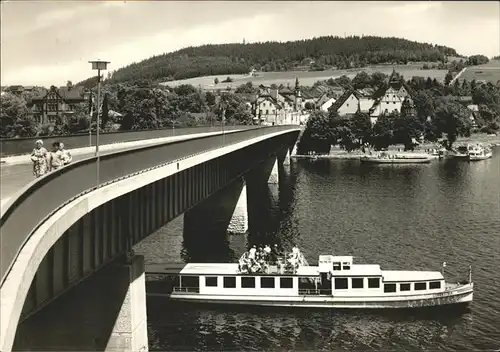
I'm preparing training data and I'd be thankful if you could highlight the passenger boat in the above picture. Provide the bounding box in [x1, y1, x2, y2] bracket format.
[449, 144, 471, 159]
[428, 148, 446, 159]
[146, 249, 474, 309]
[360, 152, 433, 164]
[468, 144, 493, 161]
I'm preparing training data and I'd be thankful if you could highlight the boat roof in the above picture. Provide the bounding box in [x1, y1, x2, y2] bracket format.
[147, 263, 322, 277]
[382, 270, 444, 282]
[146, 264, 443, 282]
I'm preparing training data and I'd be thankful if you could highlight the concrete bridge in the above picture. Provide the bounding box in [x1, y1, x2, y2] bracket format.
[0, 125, 300, 351]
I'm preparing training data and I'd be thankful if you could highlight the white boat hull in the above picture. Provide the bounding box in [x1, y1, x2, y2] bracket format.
[152, 283, 473, 309]
[469, 152, 493, 161]
[360, 157, 432, 164]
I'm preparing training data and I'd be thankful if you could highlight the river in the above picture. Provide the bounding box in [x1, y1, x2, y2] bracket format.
[136, 151, 500, 351]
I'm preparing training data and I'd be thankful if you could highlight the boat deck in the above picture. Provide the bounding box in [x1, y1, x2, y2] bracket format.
[145, 262, 322, 277]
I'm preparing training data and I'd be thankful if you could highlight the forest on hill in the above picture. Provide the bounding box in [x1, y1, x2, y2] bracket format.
[77, 36, 459, 87]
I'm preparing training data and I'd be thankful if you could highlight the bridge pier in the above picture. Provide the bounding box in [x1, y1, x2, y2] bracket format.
[227, 180, 249, 234]
[107, 255, 148, 352]
[13, 255, 148, 352]
[283, 149, 291, 166]
[268, 158, 279, 184]
[184, 176, 248, 236]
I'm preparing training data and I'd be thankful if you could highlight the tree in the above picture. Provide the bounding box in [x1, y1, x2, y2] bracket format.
[423, 119, 440, 142]
[352, 71, 371, 89]
[466, 55, 489, 66]
[472, 86, 496, 106]
[0, 93, 37, 138]
[348, 112, 372, 146]
[63, 107, 90, 134]
[101, 93, 109, 129]
[235, 81, 258, 94]
[453, 79, 461, 95]
[230, 104, 254, 125]
[433, 97, 472, 149]
[328, 112, 357, 151]
[372, 114, 394, 149]
[304, 101, 315, 110]
[444, 71, 453, 86]
[297, 111, 334, 154]
[205, 91, 216, 106]
[413, 91, 434, 120]
[371, 72, 388, 88]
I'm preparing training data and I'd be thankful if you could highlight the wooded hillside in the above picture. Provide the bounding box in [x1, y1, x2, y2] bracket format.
[82, 36, 458, 85]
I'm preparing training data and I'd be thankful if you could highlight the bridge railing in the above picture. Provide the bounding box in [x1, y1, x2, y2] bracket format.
[0, 125, 300, 285]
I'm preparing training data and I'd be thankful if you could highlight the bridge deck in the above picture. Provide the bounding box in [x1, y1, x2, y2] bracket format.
[1, 126, 300, 285]
[0, 132, 229, 201]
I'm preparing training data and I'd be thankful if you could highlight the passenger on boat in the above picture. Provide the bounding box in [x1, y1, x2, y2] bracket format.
[264, 244, 271, 258]
[249, 245, 257, 260]
[258, 247, 264, 262]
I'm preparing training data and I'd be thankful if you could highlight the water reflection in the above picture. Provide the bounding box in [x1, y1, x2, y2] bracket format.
[137, 151, 500, 351]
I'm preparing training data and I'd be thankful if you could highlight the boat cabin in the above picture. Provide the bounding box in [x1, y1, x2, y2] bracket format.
[147, 255, 446, 298]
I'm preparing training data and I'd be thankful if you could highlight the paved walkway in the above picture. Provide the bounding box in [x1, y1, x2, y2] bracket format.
[0, 131, 233, 203]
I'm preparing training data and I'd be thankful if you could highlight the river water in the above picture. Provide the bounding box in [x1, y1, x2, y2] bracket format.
[135, 150, 500, 351]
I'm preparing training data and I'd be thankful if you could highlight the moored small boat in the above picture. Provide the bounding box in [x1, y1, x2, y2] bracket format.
[449, 143, 471, 159]
[468, 144, 493, 161]
[146, 248, 473, 309]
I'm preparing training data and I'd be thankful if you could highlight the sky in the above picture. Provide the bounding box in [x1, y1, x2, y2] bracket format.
[1, 1, 499, 87]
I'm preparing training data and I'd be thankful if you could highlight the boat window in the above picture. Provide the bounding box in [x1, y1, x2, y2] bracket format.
[334, 278, 348, 290]
[241, 277, 255, 288]
[298, 277, 317, 290]
[368, 278, 380, 288]
[414, 282, 426, 290]
[205, 276, 218, 287]
[333, 262, 341, 271]
[223, 276, 236, 288]
[261, 277, 275, 288]
[182, 276, 200, 288]
[400, 283, 411, 291]
[429, 281, 441, 289]
[280, 277, 293, 289]
[342, 262, 351, 270]
[384, 283, 397, 293]
[351, 278, 364, 288]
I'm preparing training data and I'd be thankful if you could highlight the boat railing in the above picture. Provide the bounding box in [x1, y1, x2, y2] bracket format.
[173, 286, 200, 294]
[298, 289, 332, 296]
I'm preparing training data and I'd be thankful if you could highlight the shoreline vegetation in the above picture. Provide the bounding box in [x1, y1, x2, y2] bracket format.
[293, 133, 500, 160]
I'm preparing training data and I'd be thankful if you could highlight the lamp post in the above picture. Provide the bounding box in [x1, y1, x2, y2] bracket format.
[88, 60, 110, 186]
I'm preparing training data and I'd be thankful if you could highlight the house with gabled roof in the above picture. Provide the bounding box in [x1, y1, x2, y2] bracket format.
[368, 69, 414, 121]
[29, 82, 87, 124]
[315, 92, 336, 112]
[328, 89, 360, 116]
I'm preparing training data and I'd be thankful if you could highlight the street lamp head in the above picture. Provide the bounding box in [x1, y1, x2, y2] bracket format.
[89, 60, 110, 71]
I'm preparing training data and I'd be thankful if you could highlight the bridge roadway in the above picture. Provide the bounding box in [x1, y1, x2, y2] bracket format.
[0, 127, 248, 203]
[0, 125, 298, 286]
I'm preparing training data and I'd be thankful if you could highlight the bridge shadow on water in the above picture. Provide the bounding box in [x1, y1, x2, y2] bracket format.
[180, 163, 301, 264]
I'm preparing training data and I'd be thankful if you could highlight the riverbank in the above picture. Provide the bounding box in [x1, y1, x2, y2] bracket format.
[292, 133, 500, 160]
